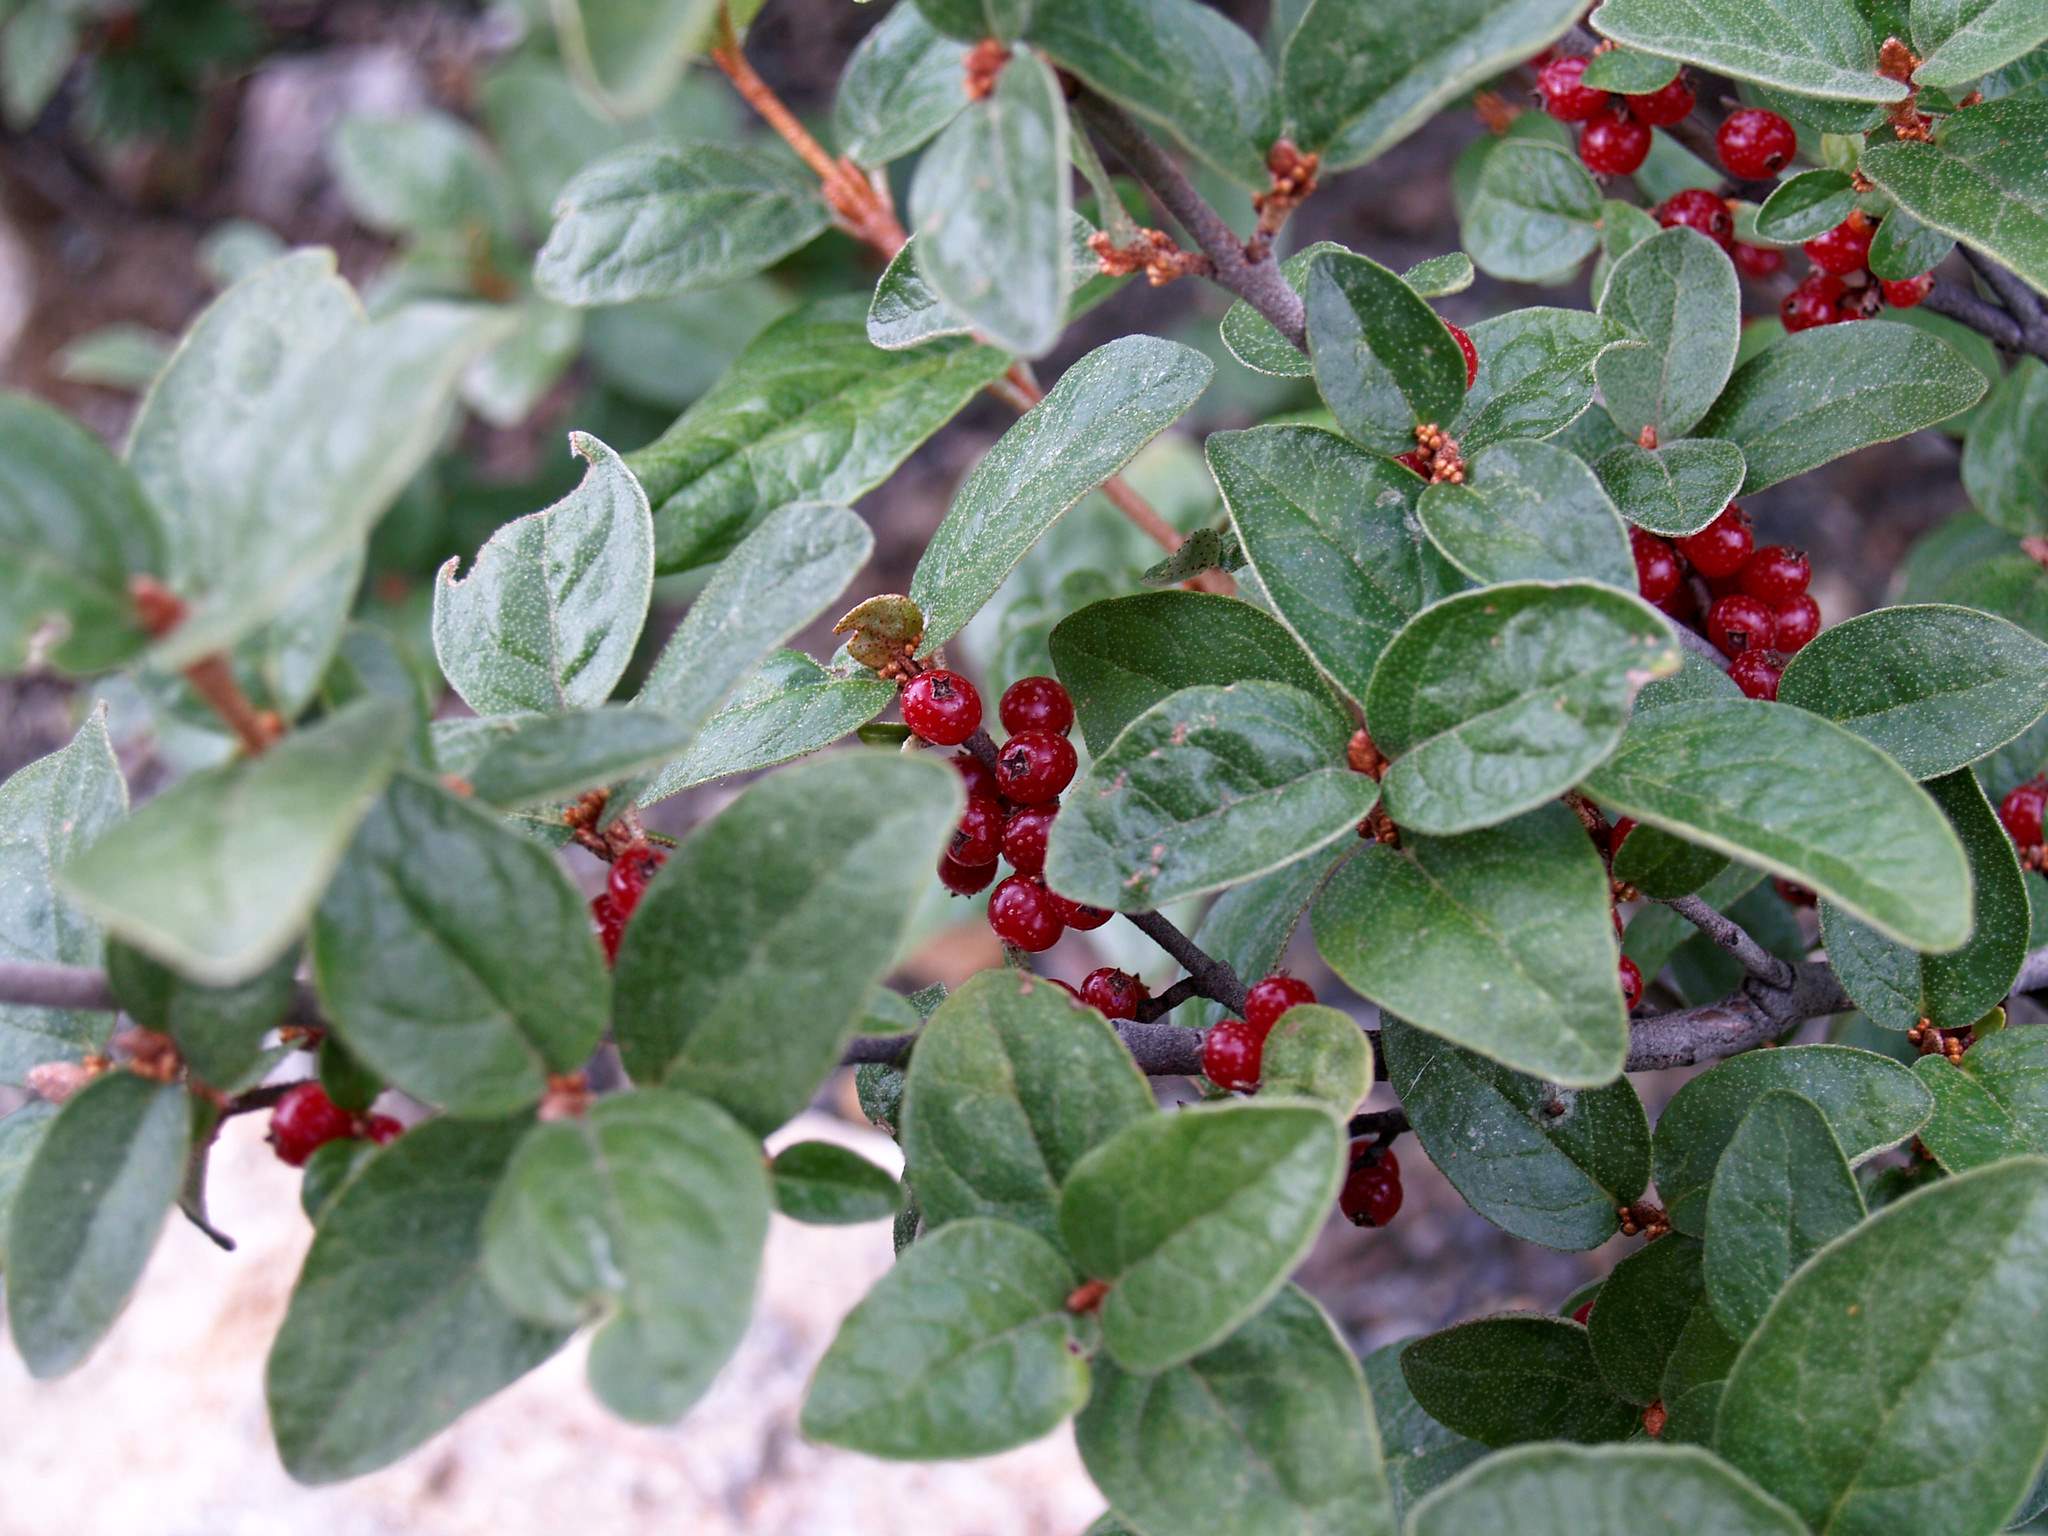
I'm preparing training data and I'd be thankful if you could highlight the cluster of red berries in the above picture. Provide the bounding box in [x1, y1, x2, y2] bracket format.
[1778, 208, 1933, 331]
[1198, 973, 1316, 1092]
[1339, 1141, 1402, 1227]
[268, 1081, 401, 1167]
[1629, 505, 1821, 700]
[590, 840, 666, 963]
[2001, 775, 2046, 865]
[1536, 53, 1691, 177]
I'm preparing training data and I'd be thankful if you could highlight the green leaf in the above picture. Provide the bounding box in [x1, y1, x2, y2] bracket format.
[833, 3, 970, 165]
[1611, 821, 1732, 898]
[914, 0, 1033, 43]
[1076, 1285, 1397, 1536]
[1589, 0, 1908, 100]
[1044, 680, 1377, 911]
[59, 699, 408, 987]
[463, 298, 583, 430]
[1696, 320, 1988, 494]
[911, 335, 1212, 650]
[1280, 0, 1584, 171]
[0, 709, 125, 1084]
[1582, 698, 1973, 950]
[1366, 580, 1678, 836]
[1586, 1233, 1720, 1404]
[4, 1072, 188, 1377]
[1059, 1100, 1345, 1372]
[1417, 441, 1636, 590]
[0, 1099, 58, 1269]
[312, 773, 609, 1118]
[1867, 206, 1957, 281]
[551, 0, 722, 116]
[266, 1116, 568, 1483]
[0, 392, 162, 674]
[1190, 853, 1336, 1029]
[1595, 228, 1741, 442]
[464, 707, 694, 809]
[54, 322, 173, 391]
[1305, 250, 1470, 454]
[868, 212, 1118, 351]
[1963, 357, 2048, 536]
[1581, 48, 1682, 89]
[1409, 1444, 1806, 1535]
[481, 1088, 768, 1422]
[1702, 1090, 1865, 1338]
[1651, 1044, 1933, 1233]
[1399, 1315, 1636, 1446]
[1259, 1003, 1372, 1110]
[1219, 247, 1473, 378]
[1453, 308, 1641, 452]
[432, 432, 653, 716]
[534, 141, 827, 306]
[613, 752, 958, 1131]
[1912, 1027, 2048, 1171]
[106, 940, 297, 1092]
[1458, 138, 1603, 282]
[900, 968, 1153, 1243]
[770, 1140, 902, 1224]
[1718, 1158, 2048, 1536]
[1754, 169, 1859, 242]
[801, 1218, 1089, 1458]
[331, 109, 516, 240]
[908, 47, 1069, 356]
[1364, 1343, 1488, 1523]
[1313, 803, 1628, 1085]
[1595, 438, 1750, 537]
[1912, 0, 2048, 89]
[1383, 1016, 1649, 1251]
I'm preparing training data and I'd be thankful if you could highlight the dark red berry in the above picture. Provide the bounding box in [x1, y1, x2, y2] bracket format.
[1339, 1149, 1403, 1227]
[1625, 74, 1695, 126]
[1657, 580, 1698, 622]
[938, 852, 997, 896]
[1578, 108, 1652, 176]
[1708, 593, 1777, 656]
[1046, 888, 1113, 931]
[950, 795, 1004, 866]
[1572, 1299, 1596, 1325]
[1630, 527, 1683, 606]
[1394, 447, 1431, 478]
[988, 875, 1065, 951]
[999, 675, 1075, 737]
[1244, 974, 1316, 1034]
[951, 750, 999, 800]
[1619, 956, 1644, 1011]
[1202, 1019, 1263, 1091]
[1733, 242, 1786, 279]
[1447, 321, 1479, 389]
[363, 1113, 404, 1145]
[1716, 108, 1796, 179]
[1654, 188, 1734, 250]
[1804, 212, 1874, 276]
[1081, 967, 1148, 1019]
[1780, 272, 1844, 331]
[1772, 593, 1821, 654]
[1998, 776, 2046, 848]
[1001, 803, 1056, 876]
[994, 729, 1077, 804]
[269, 1082, 355, 1167]
[1774, 878, 1817, 906]
[1046, 977, 1081, 1000]
[1537, 54, 1609, 121]
[1739, 545, 1810, 604]
[1728, 648, 1784, 700]
[1879, 271, 1934, 309]
[591, 891, 625, 963]
[902, 669, 982, 746]
[607, 842, 666, 919]
[1612, 816, 1636, 854]
[1678, 504, 1754, 579]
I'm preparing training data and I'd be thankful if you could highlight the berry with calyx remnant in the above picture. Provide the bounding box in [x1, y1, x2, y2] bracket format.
[901, 669, 982, 745]
[995, 729, 1078, 804]
[999, 675, 1074, 737]
[1244, 974, 1316, 1034]
[1734, 243, 1785, 279]
[1081, 967, 1148, 1019]
[1804, 211, 1874, 275]
[1729, 648, 1784, 700]
[1625, 74, 1695, 126]
[1202, 1019, 1263, 1091]
[1709, 593, 1777, 656]
[1717, 107, 1796, 179]
[1620, 956, 1644, 1011]
[1339, 1146, 1403, 1227]
[591, 891, 625, 962]
[950, 796, 1004, 867]
[269, 1082, 356, 1167]
[607, 841, 667, 918]
[1678, 504, 1754, 579]
[1537, 54, 1609, 121]
[363, 1113, 404, 1145]
[1000, 803, 1056, 876]
[988, 875, 1064, 951]
[1999, 775, 2046, 848]
[1654, 188, 1733, 249]
[1879, 271, 1934, 308]
[1578, 107, 1652, 175]
[1739, 545, 1811, 604]
[1046, 888, 1113, 931]
[1781, 272, 1844, 331]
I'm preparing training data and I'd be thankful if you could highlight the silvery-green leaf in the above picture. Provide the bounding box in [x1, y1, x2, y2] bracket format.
[1417, 440, 1635, 589]
[1595, 227, 1741, 442]
[1589, 0, 1909, 101]
[1595, 438, 1748, 537]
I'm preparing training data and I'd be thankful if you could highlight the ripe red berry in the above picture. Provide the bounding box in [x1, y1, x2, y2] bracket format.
[1739, 545, 1810, 604]
[1780, 272, 1844, 331]
[950, 795, 1004, 867]
[1244, 974, 1317, 1033]
[999, 675, 1075, 737]
[1000, 803, 1056, 876]
[902, 669, 982, 745]
[1446, 320, 1479, 389]
[607, 842, 667, 918]
[1611, 816, 1636, 855]
[1774, 878, 1817, 906]
[1630, 527, 1683, 606]
[1729, 648, 1783, 700]
[1803, 211, 1874, 275]
[1657, 580, 1698, 622]
[1626, 74, 1695, 126]
[988, 874, 1065, 951]
[1678, 504, 1754, 579]
[1879, 271, 1934, 308]
[1537, 54, 1609, 121]
[269, 1082, 355, 1167]
[1578, 108, 1652, 176]
[1081, 967, 1148, 1019]
[591, 891, 625, 962]
[1046, 977, 1081, 1000]
[1654, 188, 1734, 250]
[1708, 593, 1777, 656]
[1716, 108, 1796, 179]
[1733, 242, 1786, 279]
[951, 749, 999, 800]
[1999, 776, 2046, 848]
[1619, 956, 1644, 1011]
[1339, 1149, 1403, 1227]
[1572, 1299, 1596, 1326]
[938, 852, 997, 896]
[994, 729, 1078, 804]
[1047, 888, 1113, 930]
[1772, 593, 1821, 653]
[1202, 1019, 1263, 1091]
[363, 1113, 404, 1145]
[1394, 447, 1431, 478]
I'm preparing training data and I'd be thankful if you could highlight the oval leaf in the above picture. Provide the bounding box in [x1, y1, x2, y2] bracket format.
[1861, 100, 2048, 298]
[832, 3, 971, 166]
[1453, 307, 1640, 452]
[1589, 0, 1907, 101]
[1259, 1003, 1373, 1111]
[1595, 227, 1741, 441]
[1399, 1314, 1635, 1446]
[1912, 1028, 2048, 1172]
[1410, 1444, 1805, 1535]
[1417, 441, 1636, 591]
[770, 1140, 902, 1225]
[1595, 437, 1749, 537]
[1306, 249, 1470, 453]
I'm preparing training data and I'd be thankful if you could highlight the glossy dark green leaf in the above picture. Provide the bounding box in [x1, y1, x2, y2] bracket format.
[1363, 1342, 1488, 1523]
[1590, 0, 1907, 100]
[1453, 308, 1639, 452]
[1383, 1016, 1649, 1250]
[466, 707, 694, 808]
[1458, 137, 1603, 282]
[1912, 1027, 2048, 1171]
[1399, 1315, 1636, 1446]
[1587, 1233, 1714, 1403]
[833, 3, 970, 165]
[900, 968, 1153, 1243]
[770, 1140, 901, 1224]
[1409, 1444, 1806, 1535]
[1306, 250, 1470, 454]
[1417, 441, 1635, 590]
[1312, 803, 1628, 1085]
[801, 1218, 1089, 1458]
[1595, 228, 1741, 441]
[1962, 357, 2048, 537]
[106, 940, 297, 1092]
[1595, 438, 1750, 537]
[1260, 1003, 1372, 1110]
[1059, 1100, 1345, 1372]
[1190, 851, 1335, 1029]
[1044, 680, 1377, 911]
[1755, 169, 1858, 242]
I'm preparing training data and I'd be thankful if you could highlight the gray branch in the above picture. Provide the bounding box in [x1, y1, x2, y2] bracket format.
[1663, 893, 1796, 989]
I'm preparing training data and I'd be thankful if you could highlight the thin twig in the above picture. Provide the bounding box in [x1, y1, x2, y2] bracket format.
[1123, 909, 1252, 1016]
[1924, 279, 2029, 350]
[1663, 894, 1795, 989]
[1133, 974, 1206, 1021]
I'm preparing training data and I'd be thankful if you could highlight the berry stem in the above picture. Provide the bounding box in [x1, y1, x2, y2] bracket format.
[1131, 974, 1207, 1022]
[130, 576, 283, 756]
[1346, 1107, 1410, 1145]
[1122, 908, 1252, 1016]
[1663, 893, 1795, 989]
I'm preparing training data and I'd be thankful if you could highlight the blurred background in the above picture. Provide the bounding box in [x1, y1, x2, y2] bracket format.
[0, 2, 1983, 1532]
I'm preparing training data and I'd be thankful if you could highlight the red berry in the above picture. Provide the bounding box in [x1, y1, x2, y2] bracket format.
[1803, 212, 1874, 276]
[902, 669, 982, 746]
[1446, 320, 1479, 389]
[1879, 271, 1934, 309]
[269, 1082, 355, 1167]
[1998, 776, 2046, 848]
[994, 729, 1077, 804]
[1739, 545, 1810, 604]
[1572, 1299, 1596, 1325]
[1630, 527, 1683, 606]
[1774, 878, 1817, 906]
[1678, 504, 1754, 579]
[1578, 108, 1652, 176]
[1202, 1019, 1263, 1091]
[1339, 1149, 1403, 1227]
[1612, 816, 1636, 855]
[999, 675, 1075, 737]
[951, 750, 999, 800]
[1772, 593, 1821, 653]
[1708, 593, 1777, 657]
[938, 852, 997, 896]
[1394, 447, 1431, 478]
[1046, 888, 1113, 931]
[1780, 272, 1844, 331]
[1657, 580, 1698, 622]
[1728, 648, 1784, 700]
[1244, 974, 1316, 1034]
[363, 1113, 404, 1145]
[1001, 803, 1056, 876]
[607, 841, 667, 918]
[1046, 977, 1080, 1000]
[1537, 54, 1609, 121]
[1619, 956, 1644, 1011]
[1654, 188, 1734, 250]
[1716, 108, 1796, 179]
[591, 891, 625, 962]
[1081, 967, 1148, 1019]
[1834, 281, 1883, 322]
[950, 795, 1004, 866]
[1626, 74, 1695, 126]
[988, 874, 1065, 951]
[1733, 242, 1786, 279]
